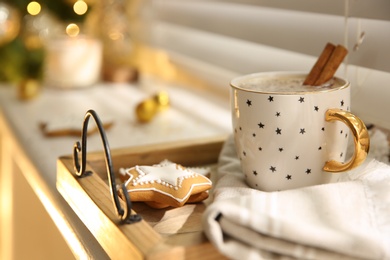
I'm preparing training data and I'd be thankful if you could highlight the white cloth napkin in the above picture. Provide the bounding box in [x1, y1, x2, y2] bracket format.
[203, 136, 390, 260]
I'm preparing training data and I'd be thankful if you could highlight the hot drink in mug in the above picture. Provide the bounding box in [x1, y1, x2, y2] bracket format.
[231, 72, 369, 191]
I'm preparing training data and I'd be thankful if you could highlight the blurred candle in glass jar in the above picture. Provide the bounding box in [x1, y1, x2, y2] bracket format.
[43, 25, 102, 89]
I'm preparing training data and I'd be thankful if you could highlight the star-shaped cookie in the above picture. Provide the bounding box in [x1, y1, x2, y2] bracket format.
[40, 115, 113, 137]
[119, 161, 212, 208]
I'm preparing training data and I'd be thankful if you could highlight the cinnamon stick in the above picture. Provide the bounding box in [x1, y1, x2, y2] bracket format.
[313, 44, 348, 86]
[303, 43, 335, 85]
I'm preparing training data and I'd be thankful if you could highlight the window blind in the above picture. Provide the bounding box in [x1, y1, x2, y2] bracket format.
[142, 0, 390, 129]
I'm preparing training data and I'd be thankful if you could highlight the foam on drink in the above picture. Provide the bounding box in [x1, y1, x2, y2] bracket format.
[232, 74, 346, 94]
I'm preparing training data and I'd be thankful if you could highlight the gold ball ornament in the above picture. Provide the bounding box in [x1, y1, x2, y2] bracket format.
[17, 79, 41, 100]
[0, 3, 20, 46]
[136, 98, 158, 123]
[136, 92, 171, 123]
[154, 91, 170, 111]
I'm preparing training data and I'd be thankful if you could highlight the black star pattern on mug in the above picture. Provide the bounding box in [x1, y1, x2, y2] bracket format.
[236, 89, 352, 188]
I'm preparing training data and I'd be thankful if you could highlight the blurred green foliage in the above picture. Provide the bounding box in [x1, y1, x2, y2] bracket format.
[0, 38, 44, 82]
[0, 0, 87, 83]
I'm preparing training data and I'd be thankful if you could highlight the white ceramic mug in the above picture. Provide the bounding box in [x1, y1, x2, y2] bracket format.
[231, 72, 369, 191]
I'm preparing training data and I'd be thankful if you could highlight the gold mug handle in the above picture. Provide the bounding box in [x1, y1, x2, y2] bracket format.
[323, 108, 370, 172]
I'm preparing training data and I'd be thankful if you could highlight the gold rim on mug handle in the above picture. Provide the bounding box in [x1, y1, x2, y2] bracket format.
[323, 108, 370, 172]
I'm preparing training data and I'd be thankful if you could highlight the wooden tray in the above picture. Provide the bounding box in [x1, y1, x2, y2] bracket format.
[56, 136, 228, 259]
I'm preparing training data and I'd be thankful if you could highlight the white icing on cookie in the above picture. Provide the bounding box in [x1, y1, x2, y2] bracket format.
[134, 164, 197, 187]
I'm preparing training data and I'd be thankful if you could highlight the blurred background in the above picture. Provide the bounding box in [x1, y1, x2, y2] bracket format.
[0, 0, 88, 82]
[0, 0, 148, 87]
[1, 0, 389, 129]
